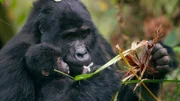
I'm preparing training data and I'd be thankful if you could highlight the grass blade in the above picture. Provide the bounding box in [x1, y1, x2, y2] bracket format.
[74, 49, 132, 81]
[54, 69, 74, 80]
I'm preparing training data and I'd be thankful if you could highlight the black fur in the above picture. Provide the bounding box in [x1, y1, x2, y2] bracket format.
[0, 0, 176, 101]
[0, 0, 119, 101]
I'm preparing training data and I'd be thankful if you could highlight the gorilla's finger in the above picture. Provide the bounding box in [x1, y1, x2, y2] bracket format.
[156, 65, 172, 74]
[152, 43, 163, 54]
[156, 56, 170, 65]
[152, 48, 168, 60]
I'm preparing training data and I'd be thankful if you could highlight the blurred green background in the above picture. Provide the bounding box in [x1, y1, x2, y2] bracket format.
[0, 0, 180, 100]
[1, 0, 180, 50]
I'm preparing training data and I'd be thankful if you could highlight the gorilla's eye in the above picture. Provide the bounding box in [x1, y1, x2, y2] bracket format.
[66, 34, 72, 38]
[81, 29, 91, 37]
[81, 33, 88, 37]
[64, 32, 76, 39]
[83, 29, 91, 34]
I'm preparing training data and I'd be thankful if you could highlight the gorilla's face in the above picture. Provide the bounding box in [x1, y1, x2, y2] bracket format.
[37, 0, 97, 76]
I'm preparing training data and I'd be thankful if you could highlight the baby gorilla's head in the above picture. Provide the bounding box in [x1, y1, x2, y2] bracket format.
[25, 43, 69, 80]
[41, 57, 70, 77]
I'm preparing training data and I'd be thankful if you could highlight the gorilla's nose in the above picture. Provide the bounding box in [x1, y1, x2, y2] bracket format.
[75, 48, 91, 64]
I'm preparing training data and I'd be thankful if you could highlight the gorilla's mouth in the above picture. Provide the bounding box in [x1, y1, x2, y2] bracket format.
[64, 55, 92, 76]
[65, 53, 92, 65]
[61, 48, 92, 76]
[67, 63, 85, 77]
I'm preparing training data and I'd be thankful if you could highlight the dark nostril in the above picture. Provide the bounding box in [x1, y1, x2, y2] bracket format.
[74, 51, 91, 65]
[77, 53, 83, 58]
[76, 52, 87, 59]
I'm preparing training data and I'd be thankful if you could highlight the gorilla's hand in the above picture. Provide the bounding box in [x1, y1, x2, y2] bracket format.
[151, 43, 171, 77]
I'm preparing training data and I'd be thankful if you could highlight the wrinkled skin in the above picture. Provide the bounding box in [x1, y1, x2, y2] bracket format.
[152, 43, 171, 75]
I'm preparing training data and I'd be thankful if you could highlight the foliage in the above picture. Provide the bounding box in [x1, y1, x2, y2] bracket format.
[0, 0, 3, 3]
[3, 0, 34, 32]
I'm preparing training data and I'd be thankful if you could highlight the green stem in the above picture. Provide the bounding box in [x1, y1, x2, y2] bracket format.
[54, 69, 74, 80]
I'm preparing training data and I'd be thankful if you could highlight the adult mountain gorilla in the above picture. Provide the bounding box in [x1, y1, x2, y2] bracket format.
[0, 0, 173, 101]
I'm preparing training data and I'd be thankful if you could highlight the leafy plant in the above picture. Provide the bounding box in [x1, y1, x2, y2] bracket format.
[0, 0, 3, 3]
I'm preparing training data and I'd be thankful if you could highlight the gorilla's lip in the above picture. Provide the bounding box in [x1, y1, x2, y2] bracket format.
[66, 58, 92, 67]
[68, 63, 83, 70]
[64, 54, 92, 66]
[64, 55, 92, 76]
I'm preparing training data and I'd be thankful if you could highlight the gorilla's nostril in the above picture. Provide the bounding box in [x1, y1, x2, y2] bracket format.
[77, 53, 84, 58]
[75, 51, 91, 63]
[74, 46, 91, 63]
[76, 52, 87, 59]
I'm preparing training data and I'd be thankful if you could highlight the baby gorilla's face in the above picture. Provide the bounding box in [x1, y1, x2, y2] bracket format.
[56, 57, 70, 74]
[25, 43, 70, 79]
[41, 57, 70, 77]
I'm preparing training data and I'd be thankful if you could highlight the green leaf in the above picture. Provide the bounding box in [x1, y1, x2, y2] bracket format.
[0, 0, 3, 3]
[54, 69, 74, 80]
[164, 30, 178, 47]
[112, 91, 119, 101]
[173, 47, 180, 53]
[74, 73, 94, 81]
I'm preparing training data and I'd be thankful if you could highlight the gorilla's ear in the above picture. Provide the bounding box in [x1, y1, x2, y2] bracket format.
[39, 24, 44, 35]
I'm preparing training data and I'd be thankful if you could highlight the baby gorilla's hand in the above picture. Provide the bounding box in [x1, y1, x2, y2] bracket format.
[57, 57, 70, 74]
[151, 43, 171, 77]
[25, 43, 69, 78]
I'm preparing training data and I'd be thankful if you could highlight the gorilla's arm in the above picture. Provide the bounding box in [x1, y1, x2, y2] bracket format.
[0, 42, 35, 101]
[0, 34, 39, 101]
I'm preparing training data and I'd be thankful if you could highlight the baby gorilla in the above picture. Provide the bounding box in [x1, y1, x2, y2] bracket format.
[25, 43, 95, 101]
[25, 43, 70, 78]
[25, 43, 73, 101]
